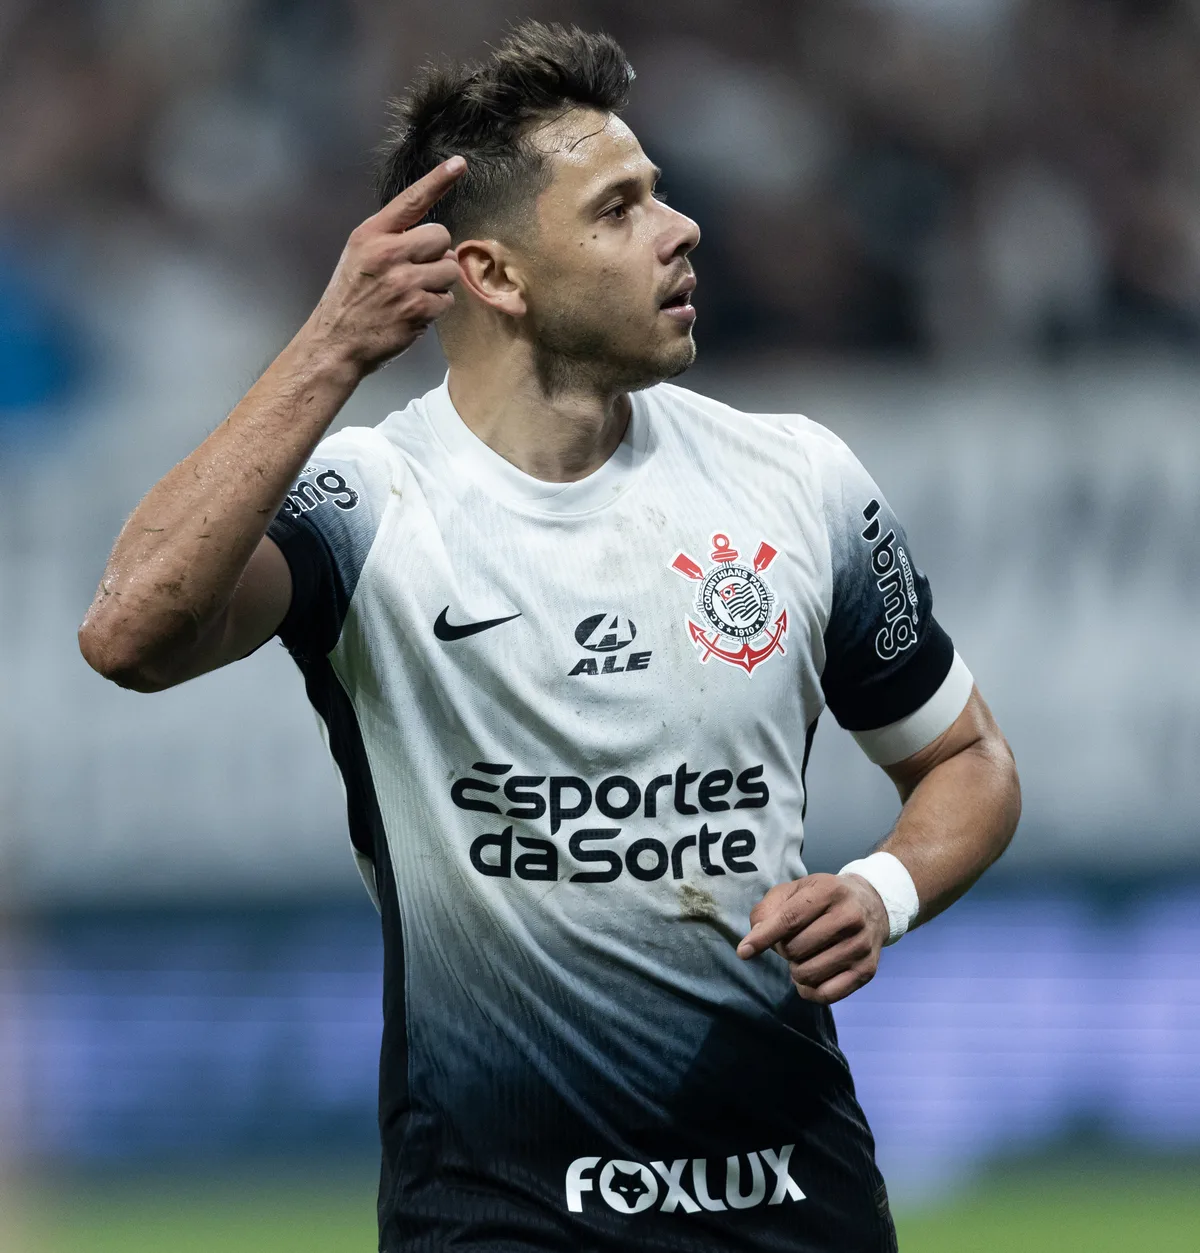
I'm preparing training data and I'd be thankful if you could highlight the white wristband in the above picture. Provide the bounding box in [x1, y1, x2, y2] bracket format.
[838, 851, 920, 946]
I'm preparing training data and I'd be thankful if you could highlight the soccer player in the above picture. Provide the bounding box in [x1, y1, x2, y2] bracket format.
[79, 22, 1020, 1253]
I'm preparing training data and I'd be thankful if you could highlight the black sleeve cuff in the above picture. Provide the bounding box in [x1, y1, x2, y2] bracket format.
[824, 618, 955, 732]
[267, 515, 340, 661]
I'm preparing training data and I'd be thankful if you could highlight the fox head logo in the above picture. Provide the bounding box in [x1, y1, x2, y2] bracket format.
[606, 1166, 650, 1209]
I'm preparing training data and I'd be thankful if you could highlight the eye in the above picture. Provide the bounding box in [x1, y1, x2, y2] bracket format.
[603, 201, 628, 220]
[653, 187, 668, 204]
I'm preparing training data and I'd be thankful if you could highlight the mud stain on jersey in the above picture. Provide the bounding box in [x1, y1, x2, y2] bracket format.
[645, 504, 668, 531]
[678, 883, 719, 921]
[678, 884, 744, 947]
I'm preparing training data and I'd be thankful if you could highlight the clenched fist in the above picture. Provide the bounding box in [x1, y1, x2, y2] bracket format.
[737, 872, 891, 1005]
[304, 156, 467, 375]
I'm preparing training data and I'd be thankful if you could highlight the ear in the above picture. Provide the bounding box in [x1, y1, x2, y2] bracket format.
[455, 239, 528, 319]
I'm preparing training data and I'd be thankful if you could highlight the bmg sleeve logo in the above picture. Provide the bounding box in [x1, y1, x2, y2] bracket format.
[859, 500, 920, 660]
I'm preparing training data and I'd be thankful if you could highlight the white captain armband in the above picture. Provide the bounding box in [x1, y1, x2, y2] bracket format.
[838, 851, 920, 945]
[850, 652, 974, 766]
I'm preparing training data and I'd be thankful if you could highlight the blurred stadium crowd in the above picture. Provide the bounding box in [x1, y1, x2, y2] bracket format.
[4, 0, 1200, 389]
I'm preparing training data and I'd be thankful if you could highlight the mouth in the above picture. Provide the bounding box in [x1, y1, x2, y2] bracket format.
[659, 275, 697, 322]
[659, 276, 697, 310]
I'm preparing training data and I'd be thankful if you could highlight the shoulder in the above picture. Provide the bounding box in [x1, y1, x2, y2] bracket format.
[273, 424, 398, 580]
[268, 425, 401, 662]
[643, 381, 860, 484]
[644, 381, 799, 435]
[307, 422, 400, 485]
[279, 423, 404, 524]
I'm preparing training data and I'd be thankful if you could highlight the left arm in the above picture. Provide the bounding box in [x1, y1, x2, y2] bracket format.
[877, 685, 1019, 924]
[737, 688, 1019, 1004]
[738, 423, 1021, 1003]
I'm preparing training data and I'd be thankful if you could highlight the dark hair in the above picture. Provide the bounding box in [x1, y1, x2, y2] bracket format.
[375, 22, 634, 240]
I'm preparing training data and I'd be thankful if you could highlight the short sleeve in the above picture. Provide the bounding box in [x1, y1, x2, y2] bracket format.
[266, 429, 391, 662]
[813, 427, 973, 765]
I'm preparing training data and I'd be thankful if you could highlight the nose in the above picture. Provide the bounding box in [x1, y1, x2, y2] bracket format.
[657, 203, 700, 263]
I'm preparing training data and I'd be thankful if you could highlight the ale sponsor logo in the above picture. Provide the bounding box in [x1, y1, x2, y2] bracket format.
[569, 611, 651, 677]
[565, 1145, 805, 1214]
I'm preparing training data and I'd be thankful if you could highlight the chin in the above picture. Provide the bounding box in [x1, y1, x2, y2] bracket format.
[664, 335, 698, 378]
[620, 335, 696, 393]
[532, 324, 696, 396]
[649, 336, 697, 385]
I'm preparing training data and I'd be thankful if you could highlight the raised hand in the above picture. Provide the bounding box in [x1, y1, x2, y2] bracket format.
[79, 155, 470, 691]
[306, 156, 467, 374]
[736, 872, 890, 1005]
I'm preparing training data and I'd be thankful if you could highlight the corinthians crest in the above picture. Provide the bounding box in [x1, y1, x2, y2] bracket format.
[671, 533, 787, 675]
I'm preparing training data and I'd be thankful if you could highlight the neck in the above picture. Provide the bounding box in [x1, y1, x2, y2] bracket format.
[445, 341, 631, 484]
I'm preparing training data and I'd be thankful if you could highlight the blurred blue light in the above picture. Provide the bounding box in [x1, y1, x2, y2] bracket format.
[6, 889, 1198, 1183]
[0, 246, 80, 419]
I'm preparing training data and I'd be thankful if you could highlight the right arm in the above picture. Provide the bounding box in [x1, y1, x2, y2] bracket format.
[79, 157, 466, 691]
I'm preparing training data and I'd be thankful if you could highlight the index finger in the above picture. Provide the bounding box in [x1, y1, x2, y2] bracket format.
[374, 156, 467, 233]
[736, 879, 835, 959]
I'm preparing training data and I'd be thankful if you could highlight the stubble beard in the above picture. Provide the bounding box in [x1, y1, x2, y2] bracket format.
[531, 310, 696, 398]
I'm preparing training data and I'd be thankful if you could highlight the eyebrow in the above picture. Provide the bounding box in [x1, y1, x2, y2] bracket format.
[585, 164, 663, 213]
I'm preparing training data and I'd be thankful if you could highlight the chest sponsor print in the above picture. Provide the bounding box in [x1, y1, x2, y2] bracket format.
[450, 761, 769, 885]
[671, 533, 787, 675]
[568, 611, 652, 677]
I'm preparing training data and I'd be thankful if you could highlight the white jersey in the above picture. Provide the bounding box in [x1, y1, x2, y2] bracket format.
[267, 378, 971, 1252]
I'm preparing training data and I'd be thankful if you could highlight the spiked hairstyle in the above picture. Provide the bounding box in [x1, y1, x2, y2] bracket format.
[375, 22, 634, 242]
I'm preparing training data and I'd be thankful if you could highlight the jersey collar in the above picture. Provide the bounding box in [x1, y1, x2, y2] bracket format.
[421, 376, 650, 516]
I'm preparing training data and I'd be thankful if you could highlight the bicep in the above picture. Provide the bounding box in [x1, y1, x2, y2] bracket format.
[813, 429, 982, 788]
[882, 687, 1003, 802]
[817, 434, 958, 732]
[172, 443, 381, 683]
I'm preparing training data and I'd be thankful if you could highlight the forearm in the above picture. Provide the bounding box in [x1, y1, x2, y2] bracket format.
[80, 327, 360, 681]
[880, 728, 1020, 927]
[81, 159, 468, 688]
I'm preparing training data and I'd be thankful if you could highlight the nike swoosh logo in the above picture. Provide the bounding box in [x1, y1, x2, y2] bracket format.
[433, 607, 522, 642]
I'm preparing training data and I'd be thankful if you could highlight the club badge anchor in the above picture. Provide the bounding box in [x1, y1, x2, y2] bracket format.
[671, 533, 787, 675]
